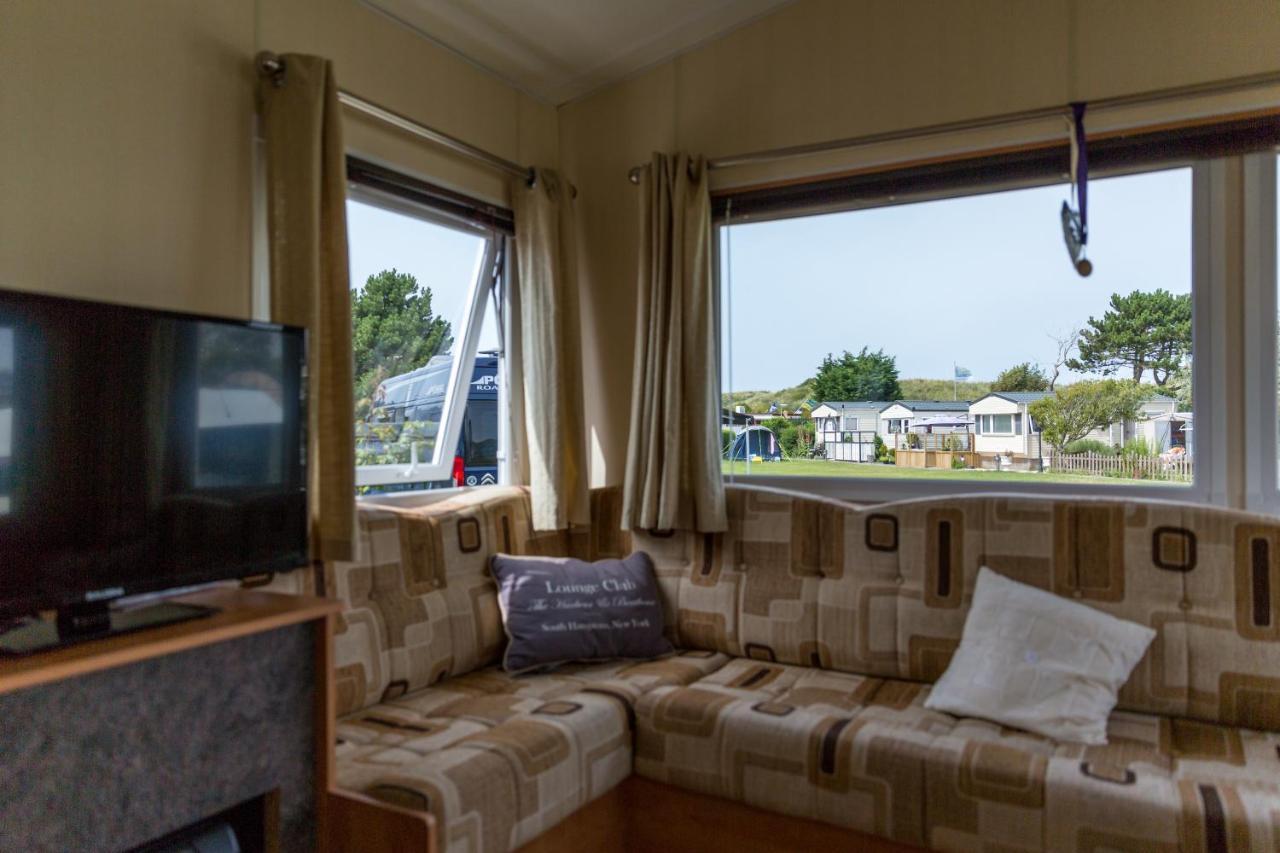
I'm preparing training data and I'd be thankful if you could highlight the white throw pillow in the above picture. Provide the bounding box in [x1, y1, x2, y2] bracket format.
[923, 567, 1156, 745]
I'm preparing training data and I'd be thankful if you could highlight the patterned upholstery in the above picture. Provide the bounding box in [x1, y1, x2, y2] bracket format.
[262, 482, 1280, 852]
[335, 653, 727, 852]
[635, 659, 1280, 850]
[610, 487, 1280, 731]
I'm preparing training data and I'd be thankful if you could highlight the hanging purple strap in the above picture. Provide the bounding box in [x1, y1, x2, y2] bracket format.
[1072, 101, 1088, 244]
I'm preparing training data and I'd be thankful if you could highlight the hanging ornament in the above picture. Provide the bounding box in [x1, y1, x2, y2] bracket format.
[1061, 101, 1092, 277]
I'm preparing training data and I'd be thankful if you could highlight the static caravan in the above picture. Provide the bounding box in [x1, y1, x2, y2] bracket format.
[878, 400, 973, 448]
[1081, 393, 1180, 447]
[810, 401, 889, 462]
[970, 391, 1049, 458]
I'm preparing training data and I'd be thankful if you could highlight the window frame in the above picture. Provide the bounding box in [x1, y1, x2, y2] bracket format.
[978, 414, 1017, 436]
[1244, 150, 1278, 512]
[346, 174, 505, 491]
[717, 158, 1223, 505]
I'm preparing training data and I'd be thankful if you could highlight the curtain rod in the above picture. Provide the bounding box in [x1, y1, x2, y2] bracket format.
[626, 69, 1280, 184]
[256, 52, 536, 188]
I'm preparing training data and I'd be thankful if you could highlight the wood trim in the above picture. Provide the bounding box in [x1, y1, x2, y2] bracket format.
[263, 788, 282, 853]
[314, 613, 337, 853]
[0, 589, 342, 695]
[515, 783, 627, 852]
[510, 776, 923, 853]
[714, 106, 1280, 199]
[625, 776, 923, 852]
[346, 156, 515, 236]
[329, 789, 436, 853]
[712, 109, 1280, 220]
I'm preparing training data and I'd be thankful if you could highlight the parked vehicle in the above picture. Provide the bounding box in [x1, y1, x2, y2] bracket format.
[360, 352, 499, 490]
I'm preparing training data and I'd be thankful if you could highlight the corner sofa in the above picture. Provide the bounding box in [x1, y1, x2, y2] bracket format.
[270, 483, 1280, 851]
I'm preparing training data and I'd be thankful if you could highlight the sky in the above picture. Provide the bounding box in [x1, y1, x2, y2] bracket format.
[719, 167, 1192, 393]
[346, 199, 500, 353]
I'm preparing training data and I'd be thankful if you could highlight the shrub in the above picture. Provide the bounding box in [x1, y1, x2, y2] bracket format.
[1121, 436, 1154, 458]
[874, 434, 894, 464]
[722, 428, 735, 453]
[951, 454, 967, 469]
[1063, 438, 1115, 456]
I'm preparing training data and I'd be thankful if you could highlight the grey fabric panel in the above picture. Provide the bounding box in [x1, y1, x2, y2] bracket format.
[0, 623, 317, 852]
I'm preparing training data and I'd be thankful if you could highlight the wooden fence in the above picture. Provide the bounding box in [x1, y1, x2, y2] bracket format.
[1049, 451, 1193, 482]
[895, 432, 974, 452]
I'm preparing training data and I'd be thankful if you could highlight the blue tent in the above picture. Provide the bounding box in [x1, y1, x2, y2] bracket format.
[726, 426, 782, 461]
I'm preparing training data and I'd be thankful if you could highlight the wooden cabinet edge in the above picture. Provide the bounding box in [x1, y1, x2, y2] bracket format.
[327, 788, 436, 853]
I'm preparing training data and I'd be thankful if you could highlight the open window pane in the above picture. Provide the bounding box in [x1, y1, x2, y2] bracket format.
[347, 196, 499, 492]
[721, 166, 1193, 489]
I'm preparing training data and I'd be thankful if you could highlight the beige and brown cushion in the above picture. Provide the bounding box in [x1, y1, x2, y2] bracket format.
[635, 660, 1280, 851]
[612, 487, 1280, 731]
[335, 651, 730, 852]
[339, 690, 630, 853]
[267, 486, 575, 716]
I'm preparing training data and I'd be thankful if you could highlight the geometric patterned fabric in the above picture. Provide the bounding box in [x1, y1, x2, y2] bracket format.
[262, 483, 1280, 852]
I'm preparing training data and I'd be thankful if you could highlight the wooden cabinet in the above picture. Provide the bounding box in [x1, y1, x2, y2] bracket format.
[0, 588, 340, 853]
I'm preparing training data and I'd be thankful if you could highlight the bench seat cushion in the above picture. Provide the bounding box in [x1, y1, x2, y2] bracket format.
[336, 650, 730, 853]
[635, 658, 1280, 852]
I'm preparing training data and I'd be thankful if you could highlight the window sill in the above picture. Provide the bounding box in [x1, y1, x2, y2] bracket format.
[723, 473, 1213, 506]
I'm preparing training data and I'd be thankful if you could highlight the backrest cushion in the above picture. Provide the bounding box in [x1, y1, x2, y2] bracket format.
[591, 484, 1280, 731]
[267, 481, 1280, 730]
[268, 486, 572, 716]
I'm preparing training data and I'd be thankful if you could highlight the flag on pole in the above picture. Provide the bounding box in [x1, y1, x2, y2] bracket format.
[954, 365, 972, 380]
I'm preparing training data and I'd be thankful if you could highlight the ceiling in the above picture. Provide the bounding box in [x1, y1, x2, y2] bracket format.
[363, 0, 795, 105]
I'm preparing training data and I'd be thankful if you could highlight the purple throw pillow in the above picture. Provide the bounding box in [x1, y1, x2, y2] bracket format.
[489, 551, 673, 673]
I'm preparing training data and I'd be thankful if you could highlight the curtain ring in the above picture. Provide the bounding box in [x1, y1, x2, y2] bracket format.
[256, 51, 287, 88]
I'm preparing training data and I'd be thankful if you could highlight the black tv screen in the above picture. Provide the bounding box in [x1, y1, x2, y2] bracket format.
[0, 290, 308, 617]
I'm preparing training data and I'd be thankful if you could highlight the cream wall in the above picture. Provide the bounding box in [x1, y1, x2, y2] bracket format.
[560, 0, 1280, 487]
[0, 0, 556, 320]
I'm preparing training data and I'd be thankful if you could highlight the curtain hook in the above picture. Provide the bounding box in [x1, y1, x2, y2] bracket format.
[256, 51, 287, 88]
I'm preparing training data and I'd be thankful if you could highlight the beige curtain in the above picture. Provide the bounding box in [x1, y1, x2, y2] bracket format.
[622, 153, 727, 533]
[510, 168, 589, 530]
[258, 54, 355, 561]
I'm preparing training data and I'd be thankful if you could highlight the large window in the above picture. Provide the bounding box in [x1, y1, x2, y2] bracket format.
[346, 167, 505, 493]
[720, 165, 1200, 498]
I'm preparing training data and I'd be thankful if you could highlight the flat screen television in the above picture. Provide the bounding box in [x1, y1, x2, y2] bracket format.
[0, 289, 308, 651]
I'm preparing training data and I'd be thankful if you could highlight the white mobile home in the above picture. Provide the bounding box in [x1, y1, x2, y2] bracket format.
[878, 400, 973, 447]
[811, 401, 889, 462]
[810, 401, 885, 435]
[970, 392, 1049, 457]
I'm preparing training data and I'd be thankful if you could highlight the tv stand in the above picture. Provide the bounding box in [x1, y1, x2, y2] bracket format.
[0, 598, 215, 655]
[0, 587, 340, 852]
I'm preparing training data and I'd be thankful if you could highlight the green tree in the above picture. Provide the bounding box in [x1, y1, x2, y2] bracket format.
[992, 362, 1050, 392]
[1067, 289, 1191, 385]
[1166, 360, 1193, 410]
[812, 348, 902, 402]
[352, 269, 452, 416]
[1028, 380, 1148, 453]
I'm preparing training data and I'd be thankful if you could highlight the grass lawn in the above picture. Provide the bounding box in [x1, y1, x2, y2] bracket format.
[722, 459, 1190, 488]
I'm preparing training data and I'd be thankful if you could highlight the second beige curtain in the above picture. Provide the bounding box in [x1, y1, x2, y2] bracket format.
[510, 168, 589, 531]
[622, 153, 727, 533]
[258, 53, 355, 561]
